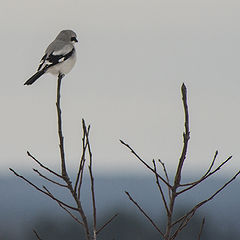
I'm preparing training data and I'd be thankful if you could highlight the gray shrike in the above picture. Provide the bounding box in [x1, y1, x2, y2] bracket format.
[24, 30, 78, 85]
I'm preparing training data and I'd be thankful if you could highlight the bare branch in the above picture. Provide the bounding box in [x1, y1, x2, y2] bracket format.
[86, 126, 97, 240]
[164, 83, 191, 240]
[171, 171, 240, 238]
[197, 217, 205, 240]
[125, 191, 164, 236]
[9, 168, 78, 211]
[56, 76, 91, 240]
[33, 169, 68, 188]
[153, 160, 170, 215]
[43, 186, 83, 225]
[74, 119, 88, 195]
[33, 230, 42, 240]
[120, 140, 172, 189]
[180, 151, 218, 187]
[159, 159, 171, 200]
[177, 155, 232, 195]
[27, 151, 63, 179]
[56, 74, 68, 179]
[96, 213, 118, 235]
[173, 83, 190, 188]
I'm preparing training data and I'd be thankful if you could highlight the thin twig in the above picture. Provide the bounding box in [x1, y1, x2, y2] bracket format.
[177, 156, 232, 194]
[27, 151, 63, 179]
[9, 168, 78, 211]
[96, 214, 118, 235]
[43, 186, 83, 225]
[120, 140, 172, 189]
[33, 169, 68, 188]
[33, 230, 42, 240]
[153, 160, 170, 215]
[74, 119, 88, 195]
[159, 159, 171, 201]
[180, 151, 218, 186]
[171, 170, 240, 239]
[125, 191, 164, 236]
[197, 217, 205, 240]
[86, 125, 97, 240]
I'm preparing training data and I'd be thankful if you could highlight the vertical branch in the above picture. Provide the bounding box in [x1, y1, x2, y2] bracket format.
[152, 160, 169, 216]
[121, 84, 239, 240]
[197, 217, 205, 240]
[165, 83, 190, 239]
[174, 83, 190, 187]
[56, 74, 68, 178]
[74, 119, 88, 196]
[56, 74, 91, 240]
[86, 124, 97, 240]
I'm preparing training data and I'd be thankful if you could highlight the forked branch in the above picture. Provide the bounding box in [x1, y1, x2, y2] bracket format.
[121, 83, 239, 240]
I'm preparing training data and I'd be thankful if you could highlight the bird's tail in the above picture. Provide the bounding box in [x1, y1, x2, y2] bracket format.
[24, 67, 48, 85]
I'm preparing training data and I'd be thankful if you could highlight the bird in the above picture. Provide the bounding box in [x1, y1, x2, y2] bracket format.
[24, 30, 78, 85]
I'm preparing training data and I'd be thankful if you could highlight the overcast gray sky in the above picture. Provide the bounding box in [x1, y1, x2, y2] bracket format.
[0, 0, 240, 177]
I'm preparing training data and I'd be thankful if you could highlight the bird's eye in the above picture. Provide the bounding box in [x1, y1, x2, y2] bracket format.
[71, 37, 78, 42]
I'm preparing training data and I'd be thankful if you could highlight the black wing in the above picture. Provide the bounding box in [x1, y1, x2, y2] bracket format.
[47, 48, 75, 65]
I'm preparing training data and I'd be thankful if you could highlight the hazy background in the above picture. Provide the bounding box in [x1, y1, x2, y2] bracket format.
[0, 0, 240, 239]
[0, 0, 239, 176]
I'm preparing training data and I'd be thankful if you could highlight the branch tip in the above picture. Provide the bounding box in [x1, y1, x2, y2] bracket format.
[181, 83, 187, 94]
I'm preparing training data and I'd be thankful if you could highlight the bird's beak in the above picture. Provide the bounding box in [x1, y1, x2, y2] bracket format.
[71, 37, 78, 43]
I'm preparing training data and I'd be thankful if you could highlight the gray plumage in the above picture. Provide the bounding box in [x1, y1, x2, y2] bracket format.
[24, 30, 78, 85]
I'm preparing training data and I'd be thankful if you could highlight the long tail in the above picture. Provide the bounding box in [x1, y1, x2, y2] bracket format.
[24, 67, 48, 85]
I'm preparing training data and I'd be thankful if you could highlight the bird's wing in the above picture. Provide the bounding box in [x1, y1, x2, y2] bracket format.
[37, 41, 75, 71]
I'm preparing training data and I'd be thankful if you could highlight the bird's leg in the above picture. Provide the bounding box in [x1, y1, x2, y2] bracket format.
[58, 73, 65, 79]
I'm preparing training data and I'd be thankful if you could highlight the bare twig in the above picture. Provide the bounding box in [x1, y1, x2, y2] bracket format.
[43, 186, 83, 225]
[159, 159, 171, 200]
[96, 214, 118, 235]
[177, 155, 232, 194]
[27, 151, 63, 179]
[9, 168, 78, 211]
[197, 217, 205, 240]
[153, 160, 169, 215]
[120, 140, 172, 189]
[87, 126, 97, 240]
[180, 151, 218, 187]
[125, 191, 164, 236]
[33, 169, 68, 188]
[171, 170, 240, 239]
[74, 119, 88, 195]
[33, 229, 42, 240]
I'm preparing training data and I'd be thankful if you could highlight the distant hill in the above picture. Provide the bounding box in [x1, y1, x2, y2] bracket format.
[0, 175, 239, 239]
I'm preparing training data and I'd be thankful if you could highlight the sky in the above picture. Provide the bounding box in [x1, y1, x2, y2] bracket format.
[0, 0, 240, 178]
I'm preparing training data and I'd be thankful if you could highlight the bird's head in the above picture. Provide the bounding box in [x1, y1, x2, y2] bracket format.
[56, 30, 78, 43]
